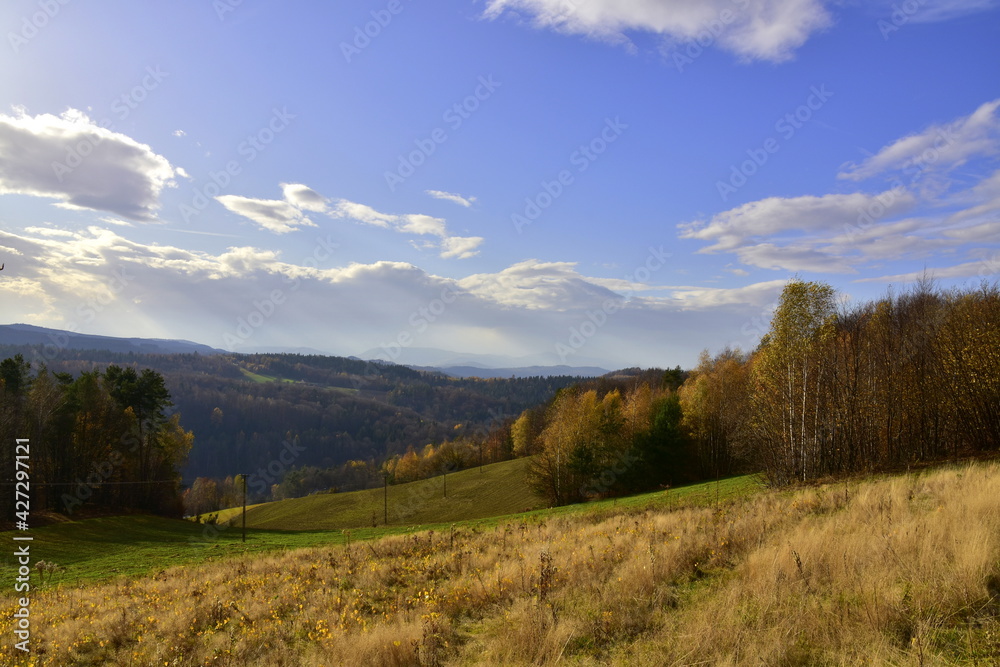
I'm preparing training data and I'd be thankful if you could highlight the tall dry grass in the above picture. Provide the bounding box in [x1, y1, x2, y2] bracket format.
[2, 463, 998, 665]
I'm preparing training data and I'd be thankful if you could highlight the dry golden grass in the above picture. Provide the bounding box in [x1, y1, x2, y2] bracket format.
[2, 462, 999, 665]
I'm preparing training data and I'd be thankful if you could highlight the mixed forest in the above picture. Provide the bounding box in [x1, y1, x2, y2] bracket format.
[0, 362, 192, 519]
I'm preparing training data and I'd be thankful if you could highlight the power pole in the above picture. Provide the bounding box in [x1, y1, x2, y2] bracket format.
[241, 473, 247, 543]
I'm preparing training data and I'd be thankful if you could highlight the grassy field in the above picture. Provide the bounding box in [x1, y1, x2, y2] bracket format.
[0, 459, 760, 591]
[214, 457, 543, 530]
[235, 366, 358, 395]
[2, 460, 997, 665]
[238, 367, 295, 383]
[210, 458, 759, 530]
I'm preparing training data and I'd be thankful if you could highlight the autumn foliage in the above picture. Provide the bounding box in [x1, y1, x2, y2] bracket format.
[682, 279, 1000, 485]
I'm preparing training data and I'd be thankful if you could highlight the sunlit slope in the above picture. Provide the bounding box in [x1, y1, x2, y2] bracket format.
[231, 457, 543, 530]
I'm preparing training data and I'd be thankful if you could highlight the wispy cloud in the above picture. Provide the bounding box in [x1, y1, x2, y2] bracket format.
[216, 195, 317, 234]
[426, 189, 477, 207]
[679, 191, 916, 253]
[216, 181, 485, 259]
[838, 98, 1000, 181]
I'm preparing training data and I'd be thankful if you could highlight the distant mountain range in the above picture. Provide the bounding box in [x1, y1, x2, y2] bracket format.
[0, 326, 612, 378]
[0, 324, 224, 356]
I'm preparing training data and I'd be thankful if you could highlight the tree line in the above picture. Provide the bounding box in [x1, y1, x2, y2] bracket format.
[681, 279, 1000, 485]
[0, 357, 193, 521]
[506, 279, 1000, 505]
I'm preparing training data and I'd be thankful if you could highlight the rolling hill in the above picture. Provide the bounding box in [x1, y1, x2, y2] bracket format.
[0, 323, 224, 355]
[209, 457, 543, 530]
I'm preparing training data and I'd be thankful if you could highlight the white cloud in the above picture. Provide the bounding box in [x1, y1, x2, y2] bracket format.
[398, 214, 448, 237]
[900, 0, 1000, 22]
[216, 195, 317, 234]
[943, 221, 1000, 243]
[667, 279, 787, 309]
[735, 243, 856, 273]
[678, 190, 916, 253]
[440, 236, 484, 259]
[213, 182, 480, 256]
[946, 168, 1000, 223]
[677, 100, 1000, 275]
[483, 0, 833, 62]
[426, 190, 477, 207]
[281, 183, 329, 212]
[330, 200, 447, 237]
[673, 185, 993, 273]
[854, 258, 1000, 283]
[0, 108, 182, 220]
[838, 98, 1000, 181]
[0, 225, 808, 367]
[173, 129, 186, 137]
[328, 197, 479, 257]
[459, 260, 622, 310]
[329, 199, 395, 228]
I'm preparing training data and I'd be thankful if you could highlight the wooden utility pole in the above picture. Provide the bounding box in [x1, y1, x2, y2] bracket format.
[241, 473, 247, 543]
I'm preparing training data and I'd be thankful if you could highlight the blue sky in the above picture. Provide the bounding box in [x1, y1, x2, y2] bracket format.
[0, 0, 998, 369]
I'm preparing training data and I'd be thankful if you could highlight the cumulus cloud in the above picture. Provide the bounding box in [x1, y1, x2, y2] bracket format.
[0, 224, 804, 367]
[396, 214, 449, 237]
[426, 190, 477, 207]
[216, 195, 317, 234]
[483, 0, 833, 62]
[0, 108, 183, 221]
[440, 236, 485, 259]
[459, 260, 623, 310]
[839, 99, 1000, 181]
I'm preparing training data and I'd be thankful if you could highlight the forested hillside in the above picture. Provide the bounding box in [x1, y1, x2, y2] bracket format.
[0, 347, 583, 492]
